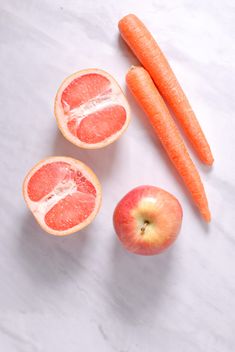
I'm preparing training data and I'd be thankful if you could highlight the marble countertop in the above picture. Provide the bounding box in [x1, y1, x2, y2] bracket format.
[0, 0, 234, 351]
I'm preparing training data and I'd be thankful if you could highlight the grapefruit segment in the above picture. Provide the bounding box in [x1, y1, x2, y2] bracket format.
[55, 69, 131, 149]
[45, 192, 96, 231]
[27, 162, 71, 202]
[23, 157, 102, 236]
[61, 73, 111, 110]
[77, 105, 126, 143]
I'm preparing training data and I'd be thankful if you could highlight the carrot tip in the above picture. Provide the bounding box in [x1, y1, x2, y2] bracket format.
[202, 210, 211, 223]
[202, 155, 214, 166]
[207, 159, 214, 167]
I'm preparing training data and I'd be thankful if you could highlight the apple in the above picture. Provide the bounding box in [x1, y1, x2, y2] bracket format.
[113, 185, 182, 255]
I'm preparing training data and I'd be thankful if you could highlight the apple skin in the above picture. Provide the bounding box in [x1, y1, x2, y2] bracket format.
[113, 185, 183, 255]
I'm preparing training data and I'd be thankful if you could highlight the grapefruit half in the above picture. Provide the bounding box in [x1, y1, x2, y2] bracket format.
[54, 69, 131, 149]
[23, 157, 102, 236]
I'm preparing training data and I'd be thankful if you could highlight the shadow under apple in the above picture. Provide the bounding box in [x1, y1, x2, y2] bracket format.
[104, 235, 178, 325]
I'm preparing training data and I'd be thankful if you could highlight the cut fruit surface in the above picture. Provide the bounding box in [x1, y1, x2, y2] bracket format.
[55, 69, 131, 149]
[23, 157, 102, 236]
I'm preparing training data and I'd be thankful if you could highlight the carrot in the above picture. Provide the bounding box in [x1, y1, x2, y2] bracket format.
[126, 66, 211, 222]
[119, 14, 214, 166]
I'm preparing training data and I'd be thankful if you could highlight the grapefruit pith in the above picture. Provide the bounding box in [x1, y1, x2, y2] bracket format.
[54, 69, 131, 149]
[23, 157, 102, 236]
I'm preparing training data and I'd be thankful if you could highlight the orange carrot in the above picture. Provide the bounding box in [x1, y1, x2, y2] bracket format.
[119, 14, 214, 166]
[126, 66, 211, 222]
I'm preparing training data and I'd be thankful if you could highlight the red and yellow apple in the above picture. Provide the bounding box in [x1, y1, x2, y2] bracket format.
[113, 185, 183, 255]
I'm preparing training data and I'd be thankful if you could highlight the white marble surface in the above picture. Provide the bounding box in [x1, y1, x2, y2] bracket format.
[0, 0, 235, 351]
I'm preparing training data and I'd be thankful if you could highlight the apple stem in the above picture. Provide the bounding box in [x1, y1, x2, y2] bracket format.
[140, 221, 149, 235]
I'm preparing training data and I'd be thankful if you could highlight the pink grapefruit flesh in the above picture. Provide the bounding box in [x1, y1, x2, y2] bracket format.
[55, 69, 131, 149]
[23, 157, 102, 236]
